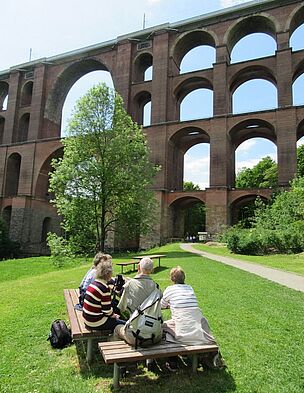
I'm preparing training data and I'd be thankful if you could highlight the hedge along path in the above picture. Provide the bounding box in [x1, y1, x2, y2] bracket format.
[181, 243, 304, 292]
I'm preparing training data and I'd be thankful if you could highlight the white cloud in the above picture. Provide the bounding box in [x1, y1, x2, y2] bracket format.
[220, 0, 249, 8]
[147, 0, 162, 3]
[236, 139, 256, 153]
[184, 156, 209, 189]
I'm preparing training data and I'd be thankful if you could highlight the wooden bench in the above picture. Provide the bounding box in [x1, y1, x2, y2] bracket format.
[132, 254, 166, 268]
[116, 261, 138, 274]
[99, 340, 219, 389]
[63, 288, 112, 362]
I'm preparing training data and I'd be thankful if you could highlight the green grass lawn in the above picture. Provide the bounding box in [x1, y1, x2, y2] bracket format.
[194, 243, 304, 276]
[1, 243, 303, 393]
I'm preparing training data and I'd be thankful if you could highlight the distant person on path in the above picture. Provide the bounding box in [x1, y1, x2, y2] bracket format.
[82, 253, 125, 332]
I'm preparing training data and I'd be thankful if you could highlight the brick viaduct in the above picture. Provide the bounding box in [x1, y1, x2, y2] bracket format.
[0, 0, 304, 254]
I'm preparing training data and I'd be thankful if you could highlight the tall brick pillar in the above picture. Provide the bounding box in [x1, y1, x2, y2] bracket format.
[151, 31, 170, 124]
[29, 64, 47, 140]
[2, 71, 20, 144]
[113, 40, 133, 111]
[213, 45, 230, 115]
[205, 187, 229, 234]
[276, 31, 293, 108]
[209, 117, 232, 187]
[276, 109, 297, 185]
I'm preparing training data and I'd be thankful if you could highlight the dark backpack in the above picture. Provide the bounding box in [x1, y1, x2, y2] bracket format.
[48, 320, 72, 349]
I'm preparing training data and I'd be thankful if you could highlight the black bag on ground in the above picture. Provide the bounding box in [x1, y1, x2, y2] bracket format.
[48, 319, 72, 349]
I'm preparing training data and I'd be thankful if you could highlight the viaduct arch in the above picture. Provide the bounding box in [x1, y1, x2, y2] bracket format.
[0, 0, 304, 254]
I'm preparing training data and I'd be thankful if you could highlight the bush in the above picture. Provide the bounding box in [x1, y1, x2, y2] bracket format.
[47, 233, 74, 267]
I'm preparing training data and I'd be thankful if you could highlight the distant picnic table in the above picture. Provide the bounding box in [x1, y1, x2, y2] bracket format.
[132, 254, 165, 269]
[116, 254, 166, 274]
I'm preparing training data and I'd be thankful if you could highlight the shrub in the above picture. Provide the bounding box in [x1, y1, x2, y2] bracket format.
[47, 233, 74, 267]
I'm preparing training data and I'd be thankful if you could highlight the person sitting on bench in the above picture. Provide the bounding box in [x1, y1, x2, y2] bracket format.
[161, 266, 225, 371]
[82, 253, 125, 332]
[75, 252, 106, 310]
[114, 257, 160, 371]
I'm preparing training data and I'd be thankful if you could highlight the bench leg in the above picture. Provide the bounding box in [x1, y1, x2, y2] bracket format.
[113, 363, 120, 390]
[86, 338, 93, 363]
[192, 354, 198, 373]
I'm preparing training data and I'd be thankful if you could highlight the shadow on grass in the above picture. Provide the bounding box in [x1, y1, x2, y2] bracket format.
[75, 342, 236, 393]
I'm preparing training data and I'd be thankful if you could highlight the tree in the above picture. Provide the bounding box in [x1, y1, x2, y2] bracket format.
[236, 156, 278, 188]
[183, 181, 205, 237]
[49, 83, 158, 253]
[297, 144, 304, 177]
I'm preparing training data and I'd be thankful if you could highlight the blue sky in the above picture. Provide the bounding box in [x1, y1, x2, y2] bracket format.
[2, 0, 304, 189]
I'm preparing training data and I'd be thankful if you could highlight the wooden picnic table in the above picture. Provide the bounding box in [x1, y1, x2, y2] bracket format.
[132, 254, 165, 268]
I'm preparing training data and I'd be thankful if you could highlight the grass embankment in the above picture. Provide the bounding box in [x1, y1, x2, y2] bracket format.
[0, 244, 303, 393]
[194, 243, 304, 276]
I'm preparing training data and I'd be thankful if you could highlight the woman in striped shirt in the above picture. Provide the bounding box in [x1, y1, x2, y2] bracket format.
[82, 254, 125, 332]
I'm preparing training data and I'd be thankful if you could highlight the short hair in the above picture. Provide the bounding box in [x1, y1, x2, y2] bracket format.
[170, 266, 185, 284]
[139, 257, 154, 274]
[95, 254, 113, 280]
[93, 252, 110, 267]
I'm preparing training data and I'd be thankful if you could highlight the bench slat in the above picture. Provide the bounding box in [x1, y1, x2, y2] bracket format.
[99, 341, 218, 364]
[63, 289, 82, 338]
[64, 289, 111, 339]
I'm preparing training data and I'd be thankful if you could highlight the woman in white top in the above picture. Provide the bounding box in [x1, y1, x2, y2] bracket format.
[161, 266, 216, 345]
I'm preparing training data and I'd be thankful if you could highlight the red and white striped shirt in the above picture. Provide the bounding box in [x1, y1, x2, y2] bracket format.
[82, 279, 113, 328]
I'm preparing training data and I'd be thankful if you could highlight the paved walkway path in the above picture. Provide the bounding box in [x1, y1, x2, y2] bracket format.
[180, 243, 304, 292]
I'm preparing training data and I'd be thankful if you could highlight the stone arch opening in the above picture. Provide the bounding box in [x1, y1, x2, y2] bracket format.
[2, 206, 12, 231]
[134, 91, 151, 126]
[15, 113, 30, 142]
[20, 81, 33, 106]
[225, 14, 278, 57]
[168, 196, 206, 240]
[297, 119, 304, 142]
[231, 74, 277, 114]
[180, 45, 216, 74]
[172, 30, 217, 74]
[41, 217, 52, 243]
[289, 5, 304, 51]
[231, 32, 277, 63]
[0, 81, 9, 111]
[133, 52, 153, 82]
[5, 153, 21, 197]
[229, 119, 276, 187]
[292, 64, 304, 106]
[44, 58, 112, 137]
[0, 116, 4, 144]
[169, 126, 210, 191]
[184, 143, 210, 190]
[61, 70, 114, 135]
[174, 77, 213, 121]
[230, 194, 268, 227]
[35, 148, 64, 200]
[287, 4, 304, 38]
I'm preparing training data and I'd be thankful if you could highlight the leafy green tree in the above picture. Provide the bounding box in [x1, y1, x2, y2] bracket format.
[236, 156, 278, 188]
[225, 177, 304, 254]
[297, 144, 304, 177]
[183, 181, 205, 237]
[49, 83, 158, 253]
